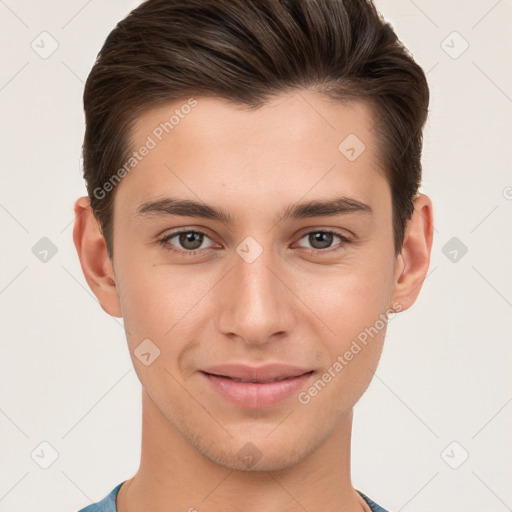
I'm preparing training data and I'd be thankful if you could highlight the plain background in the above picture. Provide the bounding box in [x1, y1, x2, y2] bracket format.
[0, 1, 511, 511]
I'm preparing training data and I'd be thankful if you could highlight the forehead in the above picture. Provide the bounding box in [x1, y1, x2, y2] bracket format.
[114, 90, 388, 219]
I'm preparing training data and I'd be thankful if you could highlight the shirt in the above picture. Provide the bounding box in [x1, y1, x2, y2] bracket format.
[76, 481, 391, 512]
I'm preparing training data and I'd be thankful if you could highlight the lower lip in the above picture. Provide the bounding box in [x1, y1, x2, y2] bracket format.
[200, 371, 314, 409]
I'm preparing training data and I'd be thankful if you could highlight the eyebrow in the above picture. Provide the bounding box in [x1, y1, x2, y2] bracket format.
[135, 195, 373, 225]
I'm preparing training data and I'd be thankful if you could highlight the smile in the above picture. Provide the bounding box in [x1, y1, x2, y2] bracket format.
[200, 370, 314, 409]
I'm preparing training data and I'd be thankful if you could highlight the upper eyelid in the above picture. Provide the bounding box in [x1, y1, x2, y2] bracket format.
[160, 229, 217, 251]
[160, 228, 351, 249]
[161, 227, 350, 239]
[161, 228, 213, 243]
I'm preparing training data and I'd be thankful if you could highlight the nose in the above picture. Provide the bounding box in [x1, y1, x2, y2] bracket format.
[214, 241, 295, 346]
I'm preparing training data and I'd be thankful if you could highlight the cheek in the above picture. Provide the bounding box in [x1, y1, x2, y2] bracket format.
[115, 255, 216, 353]
[308, 260, 394, 337]
[301, 270, 392, 413]
[308, 258, 394, 382]
[115, 265, 199, 392]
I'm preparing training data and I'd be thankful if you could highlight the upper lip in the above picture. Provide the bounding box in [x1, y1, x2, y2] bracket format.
[201, 363, 313, 382]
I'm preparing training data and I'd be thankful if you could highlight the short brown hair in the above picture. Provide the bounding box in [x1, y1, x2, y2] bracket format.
[82, 0, 429, 261]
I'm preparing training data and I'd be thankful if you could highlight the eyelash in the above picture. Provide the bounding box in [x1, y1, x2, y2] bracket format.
[158, 229, 353, 256]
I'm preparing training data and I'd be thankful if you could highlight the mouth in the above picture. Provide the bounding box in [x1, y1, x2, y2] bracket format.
[199, 368, 315, 409]
[201, 362, 314, 381]
[202, 373, 310, 384]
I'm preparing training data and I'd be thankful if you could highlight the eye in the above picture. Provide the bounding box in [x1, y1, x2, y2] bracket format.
[159, 228, 353, 256]
[295, 230, 353, 252]
[159, 229, 216, 255]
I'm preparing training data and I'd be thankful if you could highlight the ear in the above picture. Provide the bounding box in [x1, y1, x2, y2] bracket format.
[72, 196, 122, 318]
[390, 193, 434, 313]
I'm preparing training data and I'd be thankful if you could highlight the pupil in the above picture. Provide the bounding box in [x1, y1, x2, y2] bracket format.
[180, 232, 203, 250]
[310, 232, 332, 249]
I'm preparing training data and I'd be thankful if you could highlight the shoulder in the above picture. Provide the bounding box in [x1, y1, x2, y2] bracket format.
[357, 490, 392, 512]
[75, 481, 124, 512]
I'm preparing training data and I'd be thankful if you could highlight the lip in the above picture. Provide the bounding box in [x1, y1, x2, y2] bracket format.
[200, 363, 314, 409]
[202, 363, 312, 381]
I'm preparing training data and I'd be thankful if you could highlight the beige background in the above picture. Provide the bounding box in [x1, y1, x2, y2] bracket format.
[0, 0, 511, 511]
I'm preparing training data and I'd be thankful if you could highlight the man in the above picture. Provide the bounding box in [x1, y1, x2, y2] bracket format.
[73, 0, 433, 511]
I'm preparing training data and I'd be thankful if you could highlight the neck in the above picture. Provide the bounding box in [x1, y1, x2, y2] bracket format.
[117, 390, 369, 512]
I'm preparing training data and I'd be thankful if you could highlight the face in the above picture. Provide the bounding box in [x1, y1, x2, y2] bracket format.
[104, 90, 403, 470]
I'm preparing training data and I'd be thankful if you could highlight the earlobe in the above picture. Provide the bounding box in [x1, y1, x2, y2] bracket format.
[390, 194, 434, 312]
[72, 196, 122, 318]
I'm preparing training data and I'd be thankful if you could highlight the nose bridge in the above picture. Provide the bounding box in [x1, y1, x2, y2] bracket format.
[216, 237, 293, 344]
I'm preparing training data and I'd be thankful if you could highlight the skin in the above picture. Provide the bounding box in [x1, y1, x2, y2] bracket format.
[73, 89, 433, 512]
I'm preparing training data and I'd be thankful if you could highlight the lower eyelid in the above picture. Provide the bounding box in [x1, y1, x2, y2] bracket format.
[160, 229, 351, 253]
